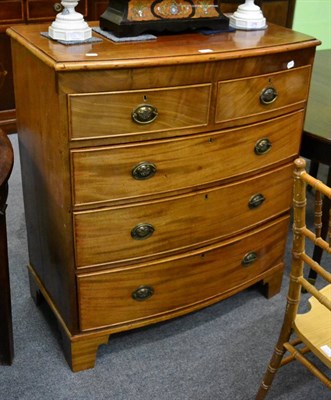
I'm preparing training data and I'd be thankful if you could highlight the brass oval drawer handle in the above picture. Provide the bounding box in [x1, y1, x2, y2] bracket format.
[132, 285, 154, 301]
[242, 251, 258, 267]
[53, 2, 63, 12]
[255, 138, 272, 155]
[131, 223, 155, 240]
[132, 104, 158, 124]
[132, 161, 157, 180]
[260, 87, 278, 105]
[248, 193, 265, 209]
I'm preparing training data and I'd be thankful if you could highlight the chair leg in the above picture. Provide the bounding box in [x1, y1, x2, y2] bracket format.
[309, 160, 319, 177]
[256, 304, 296, 398]
[256, 343, 286, 399]
[306, 166, 331, 286]
[307, 160, 319, 191]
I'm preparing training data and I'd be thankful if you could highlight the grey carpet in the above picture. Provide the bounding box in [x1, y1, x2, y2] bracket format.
[1, 134, 330, 399]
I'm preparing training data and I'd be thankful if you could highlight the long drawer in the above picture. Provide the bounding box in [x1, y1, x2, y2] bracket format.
[68, 84, 211, 141]
[71, 111, 303, 206]
[73, 164, 293, 268]
[77, 216, 289, 331]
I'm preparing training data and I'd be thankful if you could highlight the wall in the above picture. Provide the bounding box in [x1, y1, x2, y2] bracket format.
[293, 0, 331, 50]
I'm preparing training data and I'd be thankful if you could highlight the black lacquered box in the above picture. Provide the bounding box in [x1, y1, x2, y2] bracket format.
[100, 0, 229, 37]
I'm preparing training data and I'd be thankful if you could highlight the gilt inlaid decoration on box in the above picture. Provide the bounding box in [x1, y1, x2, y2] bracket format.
[100, 0, 229, 37]
[128, 0, 221, 21]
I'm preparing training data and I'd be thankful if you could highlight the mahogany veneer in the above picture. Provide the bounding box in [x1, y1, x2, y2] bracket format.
[1, 1, 296, 134]
[7, 21, 319, 371]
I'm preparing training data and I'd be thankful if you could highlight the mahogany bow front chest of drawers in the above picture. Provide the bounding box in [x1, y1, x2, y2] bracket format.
[7, 23, 319, 371]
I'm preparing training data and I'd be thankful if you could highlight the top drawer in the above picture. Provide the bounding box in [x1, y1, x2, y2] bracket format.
[68, 84, 211, 141]
[215, 66, 311, 127]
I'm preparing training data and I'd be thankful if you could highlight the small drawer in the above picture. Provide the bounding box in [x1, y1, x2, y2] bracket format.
[73, 163, 293, 268]
[77, 216, 289, 331]
[215, 66, 311, 126]
[26, 0, 87, 20]
[71, 111, 304, 206]
[0, 1, 24, 23]
[68, 84, 211, 141]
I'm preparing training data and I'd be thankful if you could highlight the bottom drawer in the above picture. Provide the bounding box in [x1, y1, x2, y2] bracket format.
[77, 216, 289, 331]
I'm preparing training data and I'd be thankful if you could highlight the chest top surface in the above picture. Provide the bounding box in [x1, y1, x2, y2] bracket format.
[7, 22, 320, 70]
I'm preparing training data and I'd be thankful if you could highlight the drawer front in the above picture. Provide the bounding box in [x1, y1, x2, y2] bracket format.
[26, 0, 87, 20]
[73, 164, 292, 268]
[215, 66, 311, 126]
[77, 216, 289, 331]
[68, 84, 211, 141]
[71, 111, 303, 206]
[0, 1, 24, 23]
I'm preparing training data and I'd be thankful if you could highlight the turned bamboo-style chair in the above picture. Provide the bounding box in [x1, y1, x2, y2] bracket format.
[256, 157, 331, 399]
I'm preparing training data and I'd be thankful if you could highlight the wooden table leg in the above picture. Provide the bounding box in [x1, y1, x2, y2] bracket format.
[0, 183, 14, 365]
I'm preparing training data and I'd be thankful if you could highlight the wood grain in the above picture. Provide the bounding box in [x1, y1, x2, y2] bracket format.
[73, 164, 293, 268]
[8, 22, 319, 371]
[77, 217, 289, 331]
[71, 111, 304, 207]
[215, 66, 311, 125]
[69, 84, 211, 140]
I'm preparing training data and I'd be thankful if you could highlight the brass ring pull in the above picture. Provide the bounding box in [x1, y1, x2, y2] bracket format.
[132, 285, 154, 301]
[53, 2, 63, 12]
[260, 87, 278, 105]
[131, 223, 155, 240]
[132, 161, 156, 180]
[248, 193, 265, 209]
[132, 104, 158, 124]
[255, 138, 272, 155]
[242, 252, 258, 267]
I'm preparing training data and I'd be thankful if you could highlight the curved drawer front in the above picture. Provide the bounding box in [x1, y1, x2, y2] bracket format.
[71, 111, 303, 206]
[77, 216, 289, 331]
[68, 84, 211, 141]
[73, 164, 292, 268]
[215, 66, 310, 126]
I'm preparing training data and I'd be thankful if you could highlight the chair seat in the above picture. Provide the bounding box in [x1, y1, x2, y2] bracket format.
[294, 284, 331, 368]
